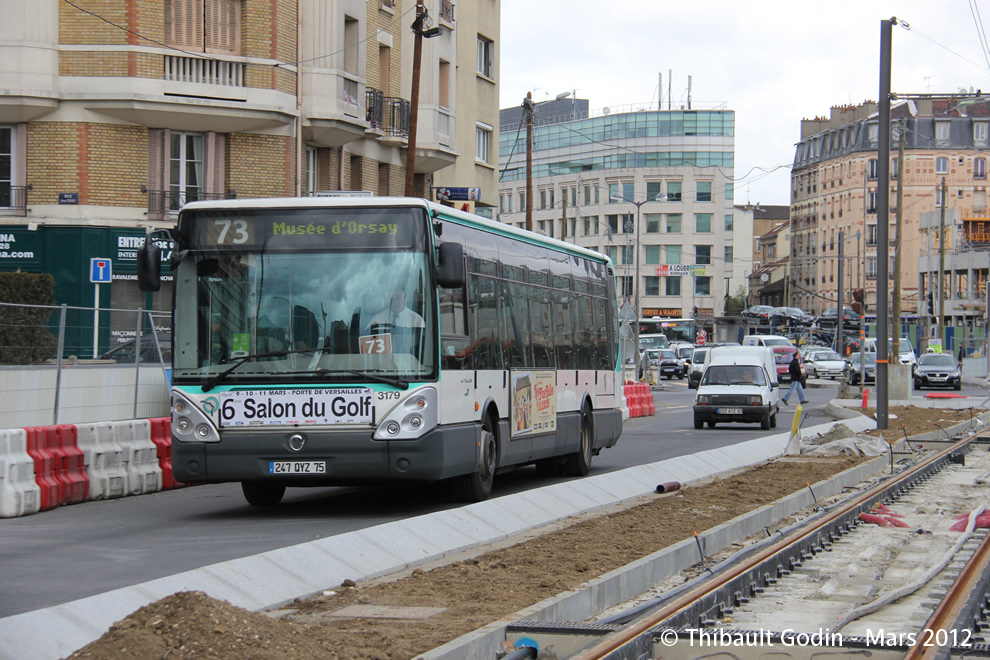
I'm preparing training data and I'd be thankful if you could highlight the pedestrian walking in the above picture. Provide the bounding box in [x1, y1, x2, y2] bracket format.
[780, 353, 808, 405]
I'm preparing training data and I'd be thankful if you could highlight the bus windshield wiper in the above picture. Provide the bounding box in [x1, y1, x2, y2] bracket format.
[201, 348, 316, 392]
[312, 368, 409, 390]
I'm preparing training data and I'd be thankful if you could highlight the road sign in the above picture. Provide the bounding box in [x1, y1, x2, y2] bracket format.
[90, 258, 112, 283]
[696, 333, 706, 345]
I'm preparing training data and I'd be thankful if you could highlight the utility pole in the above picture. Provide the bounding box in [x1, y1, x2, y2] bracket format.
[837, 230, 845, 357]
[875, 16, 894, 430]
[939, 177, 947, 351]
[404, 3, 425, 197]
[525, 92, 534, 232]
[892, 122, 905, 357]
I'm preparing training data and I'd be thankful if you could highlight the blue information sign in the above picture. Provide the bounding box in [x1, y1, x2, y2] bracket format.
[90, 258, 112, 283]
[435, 187, 481, 202]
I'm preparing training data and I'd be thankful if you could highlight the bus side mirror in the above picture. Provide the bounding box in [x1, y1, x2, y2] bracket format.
[137, 234, 162, 292]
[437, 242, 465, 289]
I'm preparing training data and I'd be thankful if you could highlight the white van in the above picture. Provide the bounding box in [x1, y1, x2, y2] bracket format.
[742, 334, 792, 348]
[694, 346, 780, 430]
[864, 337, 917, 370]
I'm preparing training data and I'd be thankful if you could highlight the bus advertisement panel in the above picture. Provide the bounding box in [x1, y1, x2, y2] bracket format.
[138, 197, 622, 505]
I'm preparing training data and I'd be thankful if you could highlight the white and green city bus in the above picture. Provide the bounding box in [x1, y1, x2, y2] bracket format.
[137, 197, 623, 505]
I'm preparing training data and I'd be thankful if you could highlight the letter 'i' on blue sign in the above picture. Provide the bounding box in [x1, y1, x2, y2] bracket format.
[90, 258, 112, 283]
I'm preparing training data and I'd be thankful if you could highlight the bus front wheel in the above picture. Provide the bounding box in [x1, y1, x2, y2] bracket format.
[563, 407, 594, 477]
[453, 416, 497, 502]
[241, 481, 286, 506]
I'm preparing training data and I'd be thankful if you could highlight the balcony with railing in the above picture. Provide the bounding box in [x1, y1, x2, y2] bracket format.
[385, 97, 409, 139]
[440, 0, 455, 24]
[164, 56, 245, 87]
[0, 185, 30, 217]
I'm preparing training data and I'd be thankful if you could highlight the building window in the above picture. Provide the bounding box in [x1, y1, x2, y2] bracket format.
[666, 181, 682, 201]
[867, 224, 877, 246]
[608, 182, 619, 203]
[867, 191, 877, 213]
[584, 185, 591, 205]
[475, 122, 492, 164]
[868, 123, 878, 146]
[695, 276, 711, 296]
[891, 157, 898, 179]
[645, 245, 660, 265]
[305, 147, 317, 195]
[696, 181, 712, 202]
[519, 192, 525, 212]
[936, 156, 948, 174]
[621, 245, 634, 265]
[645, 213, 661, 233]
[866, 256, 877, 279]
[935, 121, 950, 145]
[868, 159, 878, 180]
[169, 131, 204, 210]
[540, 190, 546, 210]
[665, 245, 681, 264]
[976, 121, 988, 146]
[725, 182, 733, 201]
[584, 215, 599, 235]
[606, 246, 617, 263]
[165, 0, 241, 55]
[935, 187, 946, 208]
[476, 35, 494, 78]
[646, 181, 661, 200]
[666, 213, 682, 233]
[976, 157, 987, 180]
[695, 213, 712, 233]
[1, 126, 16, 208]
[665, 276, 681, 296]
[621, 213, 633, 233]
[724, 214, 733, 231]
[343, 16, 359, 76]
[438, 59, 450, 108]
[645, 276, 659, 296]
[724, 246, 733, 263]
[696, 245, 711, 265]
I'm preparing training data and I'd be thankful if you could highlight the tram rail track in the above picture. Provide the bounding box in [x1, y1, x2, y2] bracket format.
[503, 428, 990, 660]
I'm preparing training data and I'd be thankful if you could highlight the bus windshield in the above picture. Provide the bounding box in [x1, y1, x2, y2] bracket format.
[171, 208, 436, 385]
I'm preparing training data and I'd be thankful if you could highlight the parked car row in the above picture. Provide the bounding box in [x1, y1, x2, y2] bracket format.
[740, 305, 862, 330]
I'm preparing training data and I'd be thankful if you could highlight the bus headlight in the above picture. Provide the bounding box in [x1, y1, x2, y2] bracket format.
[373, 387, 438, 441]
[171, 390, 221, 443]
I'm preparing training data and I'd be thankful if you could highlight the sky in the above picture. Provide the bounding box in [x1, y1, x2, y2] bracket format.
[499, 1, 990, 207]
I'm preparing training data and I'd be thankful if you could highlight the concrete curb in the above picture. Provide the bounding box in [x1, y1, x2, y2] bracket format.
[0, 405, 973, 660]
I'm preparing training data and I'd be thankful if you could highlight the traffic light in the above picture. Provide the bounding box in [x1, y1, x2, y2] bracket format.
[692, 306, 699, 318]
[851, 289, 864, 315]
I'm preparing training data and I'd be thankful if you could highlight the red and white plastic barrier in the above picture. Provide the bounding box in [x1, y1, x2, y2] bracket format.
[623, 381, 656, 419]
[0, 418, 180, 518]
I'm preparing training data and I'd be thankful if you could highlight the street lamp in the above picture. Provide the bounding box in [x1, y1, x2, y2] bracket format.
[610, 192, 665, 351]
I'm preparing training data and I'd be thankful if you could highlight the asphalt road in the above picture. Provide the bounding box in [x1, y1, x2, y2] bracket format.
[1, 378, 985, 618]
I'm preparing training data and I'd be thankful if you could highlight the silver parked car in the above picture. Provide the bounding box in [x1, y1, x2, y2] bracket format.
[803, 349, 845, 379]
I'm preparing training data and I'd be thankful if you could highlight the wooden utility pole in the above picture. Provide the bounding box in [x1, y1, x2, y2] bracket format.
[404, 3, 425, 197]
[892, 122, 905, 357]
[525, 92, 534, 231]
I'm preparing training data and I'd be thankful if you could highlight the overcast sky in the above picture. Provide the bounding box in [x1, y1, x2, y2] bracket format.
[499, 1, 990, 207]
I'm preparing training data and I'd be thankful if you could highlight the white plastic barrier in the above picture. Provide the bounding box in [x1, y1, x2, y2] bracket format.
[113, 419, 162, 496]
[75, 422, 127, 501]
[0, 428, 41, 518]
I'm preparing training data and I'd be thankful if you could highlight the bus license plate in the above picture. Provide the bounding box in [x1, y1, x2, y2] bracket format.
[717, 407, 742, 415]
[269, 461, 326, 475]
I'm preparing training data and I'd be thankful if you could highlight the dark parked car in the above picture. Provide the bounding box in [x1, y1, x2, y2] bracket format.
[844, 351, 877, 385]
[769, 306, 815, 327]
[99, 332, 172, 364]
[913, 353, 962, 390]
[741, 305, 775, 325]
[817, 306, 860, 328]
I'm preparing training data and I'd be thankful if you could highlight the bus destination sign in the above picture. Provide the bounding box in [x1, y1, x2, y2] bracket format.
[189, 209, 422, 250]
[218, 388, 374, 427]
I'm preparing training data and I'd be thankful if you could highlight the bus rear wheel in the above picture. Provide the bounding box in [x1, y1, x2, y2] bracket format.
[241, 481, 286, 506]
[452, 416, 497, 502]
[563, 407, 593, 477]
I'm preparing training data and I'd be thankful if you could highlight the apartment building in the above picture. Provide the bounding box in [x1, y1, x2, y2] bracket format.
[0, 0, 497, 353]
[496, 99, 751, 321]
[789, 97, 990, 319]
